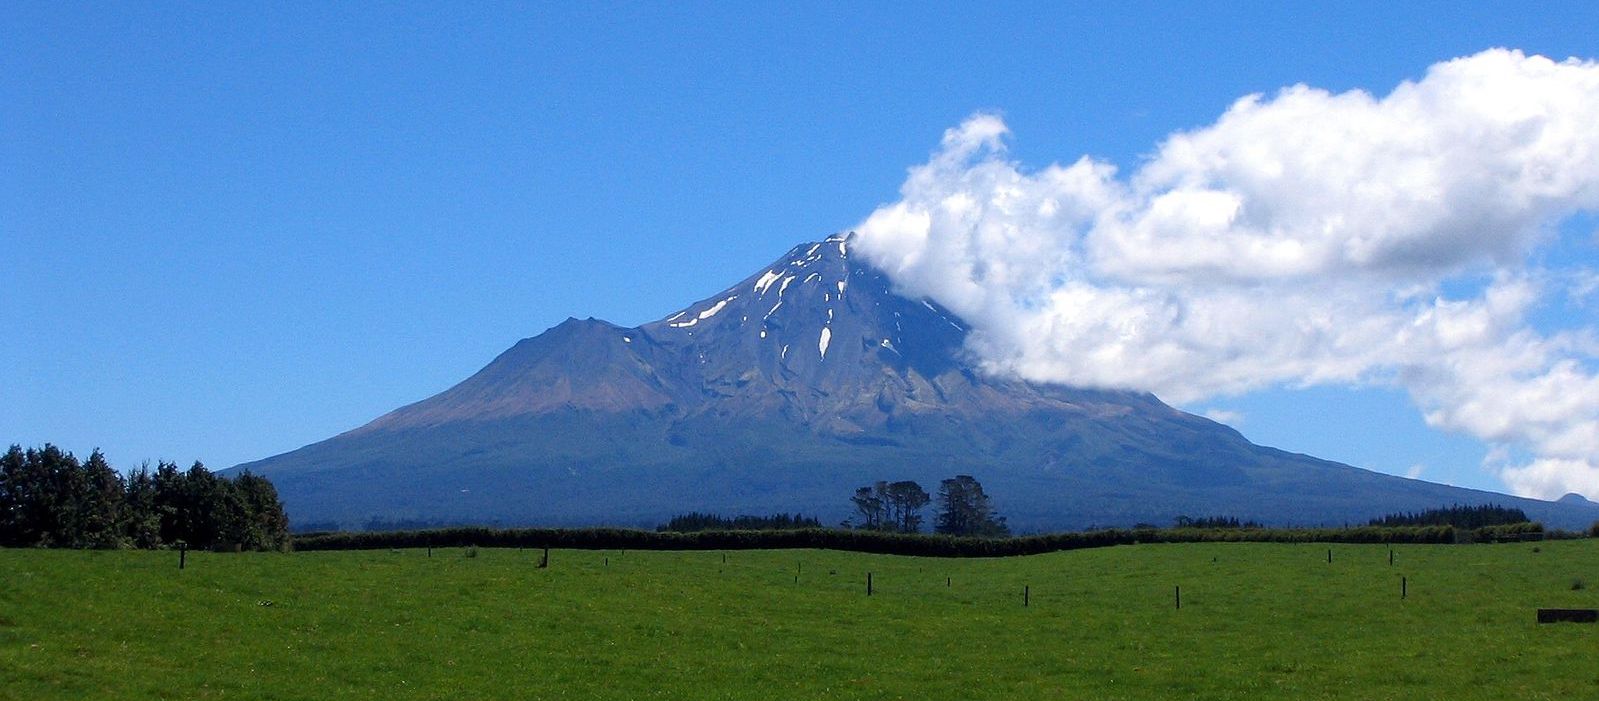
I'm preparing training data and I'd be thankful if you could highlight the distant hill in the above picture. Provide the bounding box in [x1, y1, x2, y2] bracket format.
[230, 234, 1599, 531]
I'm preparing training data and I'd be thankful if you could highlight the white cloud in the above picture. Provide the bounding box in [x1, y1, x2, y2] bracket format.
[1200, 408, 1244, 425]
[1406, 464, 1427, 480]
[854, 49, 1599, 501]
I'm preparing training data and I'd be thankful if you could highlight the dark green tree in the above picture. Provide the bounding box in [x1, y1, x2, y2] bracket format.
[77, 449, 126, 548]
[884, 480, 930, 533]
[179, 462, 229, 548]
[233, 470, 290, 550]
[934, 475, 1008, 537]
[123, 463, 163, 548]
[152, 460, 187, 545]
[0, 445, 25, 546]
[51, 448, 95, 547]
[17, 445, 74, 546]
[847, 482, 889, 530]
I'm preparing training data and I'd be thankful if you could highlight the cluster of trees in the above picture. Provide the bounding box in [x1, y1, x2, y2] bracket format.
[846, 481, 930, 533]
[1173, 515, 1264, 529]
[847, 475, 1008, 537]
[0, 444, 289, 551]
[1368, 504, 1529, 529]
[658, 512, 823, 532]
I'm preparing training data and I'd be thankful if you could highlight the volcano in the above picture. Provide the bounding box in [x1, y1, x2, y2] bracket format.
[232, 235, 1599, 531]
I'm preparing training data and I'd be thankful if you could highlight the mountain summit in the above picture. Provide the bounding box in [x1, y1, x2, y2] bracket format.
[233, 235, 1599, 530]
[359, 234, 973, 432]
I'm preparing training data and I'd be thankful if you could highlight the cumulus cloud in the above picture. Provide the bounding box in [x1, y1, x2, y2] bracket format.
[854, 49, 1599, 501]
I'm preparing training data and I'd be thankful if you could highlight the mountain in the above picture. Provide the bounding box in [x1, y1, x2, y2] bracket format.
[230, 234, 1599, 531]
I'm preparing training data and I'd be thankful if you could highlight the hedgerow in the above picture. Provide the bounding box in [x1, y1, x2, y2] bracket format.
[292, 523, 1458, 557]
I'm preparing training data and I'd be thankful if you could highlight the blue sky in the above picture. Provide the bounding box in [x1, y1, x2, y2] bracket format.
[3, 2, 1596, 497]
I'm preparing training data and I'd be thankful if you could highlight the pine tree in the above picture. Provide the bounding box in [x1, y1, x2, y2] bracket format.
[0, 445, 25, 546]
[20, 445, 73, 546]
[124, 463, 163, 548]
[884, 480, 930, 533]
[233, 471, 290, 550]
[152, 461, 187, 545]
[51, 448, 96, 547]
[180, 462, 224, 548]
[78, 449, 126, 548]
[848, 483, 888, 530]
[934, 475, 1008, 537]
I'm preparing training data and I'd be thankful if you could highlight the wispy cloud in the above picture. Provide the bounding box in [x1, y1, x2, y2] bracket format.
[855, 49, 1599, 501]
[1201, 408, 1244, 425]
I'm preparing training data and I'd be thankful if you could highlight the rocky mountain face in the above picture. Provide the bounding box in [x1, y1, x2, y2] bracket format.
[231, 235, 1599, 531]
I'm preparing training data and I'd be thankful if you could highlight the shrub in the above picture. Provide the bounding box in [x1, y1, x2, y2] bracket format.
[1470, 522, 1543, 543]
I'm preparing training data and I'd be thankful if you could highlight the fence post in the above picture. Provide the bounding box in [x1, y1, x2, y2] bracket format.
[179, 543, 187, 570]
[1175, 585, 1181, 610]
[1024, 585, 1030, 607]
[867, 572, 873, 596]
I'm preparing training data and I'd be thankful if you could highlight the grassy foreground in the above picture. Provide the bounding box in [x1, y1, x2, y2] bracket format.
[2, 541, 1597, 700]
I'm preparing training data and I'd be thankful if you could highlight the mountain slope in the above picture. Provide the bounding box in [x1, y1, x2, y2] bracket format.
[231, 235, 1599, 531]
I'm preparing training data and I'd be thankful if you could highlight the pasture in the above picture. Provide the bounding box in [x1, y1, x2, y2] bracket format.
[2, 540, 1596, 699]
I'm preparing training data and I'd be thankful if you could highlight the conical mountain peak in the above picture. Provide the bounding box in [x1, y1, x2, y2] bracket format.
[643, 233, 966, 372]
[232, 233, 1599, 532]
[359, 234, 978, 432]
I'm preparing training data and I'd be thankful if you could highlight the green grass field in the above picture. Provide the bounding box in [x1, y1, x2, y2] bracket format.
[3, 541, 1597, 700]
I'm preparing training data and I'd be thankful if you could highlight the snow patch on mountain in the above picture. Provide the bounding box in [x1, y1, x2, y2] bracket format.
[698, 296, 735, 320]
[753, 270, 782, 295]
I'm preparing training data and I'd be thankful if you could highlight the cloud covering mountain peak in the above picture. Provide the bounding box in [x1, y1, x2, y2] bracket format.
[853, 49, 1599, 500]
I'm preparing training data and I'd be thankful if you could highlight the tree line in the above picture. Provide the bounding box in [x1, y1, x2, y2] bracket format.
[1173, 515, 1264, 529]
[1367, 504, 1529, 529]
[0, 444, 289, 551]
[658, 512, 822, 532]
[846, 475, 1009, 537]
